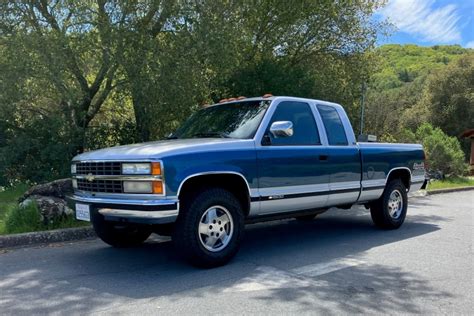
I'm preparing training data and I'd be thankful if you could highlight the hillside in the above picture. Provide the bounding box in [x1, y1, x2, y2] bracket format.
[371, 44, 471, 90]
[364, 44, 473, 154]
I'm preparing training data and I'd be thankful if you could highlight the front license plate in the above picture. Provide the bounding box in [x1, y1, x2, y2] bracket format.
[75, 203, 91, 222]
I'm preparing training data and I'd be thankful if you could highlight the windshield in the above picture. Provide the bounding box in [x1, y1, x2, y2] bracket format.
[171, 100, 270, 139]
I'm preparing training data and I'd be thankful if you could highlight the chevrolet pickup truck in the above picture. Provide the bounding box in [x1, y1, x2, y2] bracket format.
[70, 96, 426, 267]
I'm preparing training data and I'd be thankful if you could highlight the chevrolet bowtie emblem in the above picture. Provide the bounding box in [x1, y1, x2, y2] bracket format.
[86, 173, 95, 182]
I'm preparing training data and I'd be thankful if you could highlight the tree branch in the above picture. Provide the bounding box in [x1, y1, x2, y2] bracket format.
[85, 63, 119, 125]
[34, 0, 90, 96]
[150, 0, 175, 37]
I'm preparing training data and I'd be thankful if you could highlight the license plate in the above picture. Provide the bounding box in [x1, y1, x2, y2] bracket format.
[75, 203, 91, 222]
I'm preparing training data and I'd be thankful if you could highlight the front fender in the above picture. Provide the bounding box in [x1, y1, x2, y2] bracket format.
[162, 150, 258, 197]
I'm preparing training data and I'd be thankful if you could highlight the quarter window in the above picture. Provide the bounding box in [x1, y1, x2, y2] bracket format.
[265, 101, 320, 146]
[317, 105, 348, 146]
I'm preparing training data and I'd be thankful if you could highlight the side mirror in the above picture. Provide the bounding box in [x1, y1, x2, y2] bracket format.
[269, 121, 293, 138]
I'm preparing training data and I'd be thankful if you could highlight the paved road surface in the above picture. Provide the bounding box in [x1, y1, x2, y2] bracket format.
[1, 191, 473, 315]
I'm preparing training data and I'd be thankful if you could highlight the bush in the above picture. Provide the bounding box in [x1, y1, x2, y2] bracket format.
[3, 203, 87, 235]
[3, 203, 43, 234]
[415, 123, 467, 176]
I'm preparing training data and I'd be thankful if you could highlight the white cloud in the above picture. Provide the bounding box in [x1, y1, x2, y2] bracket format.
[466, 41, 474, 48]
[379, 0, 462, 43]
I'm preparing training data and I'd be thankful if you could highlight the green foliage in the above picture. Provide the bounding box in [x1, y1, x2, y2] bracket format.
[427, 177, 474, 191]
[418, 54, 474, 154]
[415, 124, 467, 176]
[364, 44, 473, 157]
[0, 183, 30, 203]
[2, 202, 88, 235]
[370, 44, 467, 90]
[3, 203, 42, 235]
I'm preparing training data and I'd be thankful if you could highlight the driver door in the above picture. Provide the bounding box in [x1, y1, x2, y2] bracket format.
[255, 100, 330, 215]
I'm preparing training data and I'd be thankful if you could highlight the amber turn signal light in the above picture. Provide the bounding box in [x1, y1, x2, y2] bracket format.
[152, 181, 164, 194]
[151, 162, 162, 175]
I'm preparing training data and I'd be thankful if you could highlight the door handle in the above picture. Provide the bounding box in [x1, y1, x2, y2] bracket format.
[319, 155, 328, 161]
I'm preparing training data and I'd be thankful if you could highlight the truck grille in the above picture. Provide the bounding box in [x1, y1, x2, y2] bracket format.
[77, 179, 123, 193]
[76, 162, 121, 175]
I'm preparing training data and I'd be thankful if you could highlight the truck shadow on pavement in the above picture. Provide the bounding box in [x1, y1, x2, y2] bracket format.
[1, 202, 453, 314]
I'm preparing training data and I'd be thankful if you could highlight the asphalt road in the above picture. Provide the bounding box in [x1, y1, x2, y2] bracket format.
[1, 191, 473, 315]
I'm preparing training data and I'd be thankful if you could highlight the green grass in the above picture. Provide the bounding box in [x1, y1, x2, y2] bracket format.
[427, 177, 474, 191]
[0, 183, 89, 235]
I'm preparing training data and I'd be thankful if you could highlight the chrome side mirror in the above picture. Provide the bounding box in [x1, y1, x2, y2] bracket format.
[269, 121, 293, 138]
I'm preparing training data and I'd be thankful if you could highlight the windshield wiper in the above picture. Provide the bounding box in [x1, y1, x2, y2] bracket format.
[192, 132, 231, 138]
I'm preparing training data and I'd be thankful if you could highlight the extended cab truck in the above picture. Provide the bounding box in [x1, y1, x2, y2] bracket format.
[70, 96, 426, 267]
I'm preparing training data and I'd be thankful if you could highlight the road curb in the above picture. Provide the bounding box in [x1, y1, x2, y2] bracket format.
[0, 226, 96, 249]
[426, 186, 474, 195]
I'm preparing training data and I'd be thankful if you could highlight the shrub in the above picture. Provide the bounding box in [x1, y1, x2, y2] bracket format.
[415, 123, 467, 176]
[3, 201, 87, 235]
[3, 203, 43, 234]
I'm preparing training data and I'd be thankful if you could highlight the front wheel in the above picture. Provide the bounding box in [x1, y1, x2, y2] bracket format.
[370, 179, 408, 229]
[173, 188, 244, 268]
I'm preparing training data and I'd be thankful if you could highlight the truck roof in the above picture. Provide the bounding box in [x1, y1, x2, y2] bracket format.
[211, 95, 343, 109]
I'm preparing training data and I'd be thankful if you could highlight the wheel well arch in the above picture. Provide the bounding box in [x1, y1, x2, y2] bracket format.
[386, 167, 411, 190]
[177, 172, 251, 216]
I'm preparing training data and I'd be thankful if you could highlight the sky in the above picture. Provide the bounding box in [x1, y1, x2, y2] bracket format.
[376, 0, 474, 48]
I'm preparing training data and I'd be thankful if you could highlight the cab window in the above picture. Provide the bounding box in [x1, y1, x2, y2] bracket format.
[264, 101, 320, 146]
[317, 105, 348, 146]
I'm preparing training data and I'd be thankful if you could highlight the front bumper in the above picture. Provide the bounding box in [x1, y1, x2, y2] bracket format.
[67, 194, 179, 224]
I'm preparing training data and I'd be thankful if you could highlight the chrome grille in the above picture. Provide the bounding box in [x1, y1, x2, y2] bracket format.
[77, 179, 123, 193]
[76, 162, 121, 175]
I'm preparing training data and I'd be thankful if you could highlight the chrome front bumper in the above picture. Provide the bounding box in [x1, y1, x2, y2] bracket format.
[68, 194, 179, 224]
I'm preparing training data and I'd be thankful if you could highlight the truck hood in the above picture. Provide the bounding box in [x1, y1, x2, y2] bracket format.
[73, 138, 255, 161]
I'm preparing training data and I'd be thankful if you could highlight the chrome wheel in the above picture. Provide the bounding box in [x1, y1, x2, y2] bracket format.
[198, 205, 234, 252]
[388, 189, 403, 219]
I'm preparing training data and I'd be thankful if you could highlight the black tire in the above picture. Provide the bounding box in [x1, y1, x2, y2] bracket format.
[173, 188, 244, 268]
[92, 211, 152, 247]
[370, 179, 408, 229]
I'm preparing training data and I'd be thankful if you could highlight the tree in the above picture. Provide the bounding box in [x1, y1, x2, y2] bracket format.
[0, 1, 126, 153]
[415, 124, 467, 176]
[420, 54, 474, 155]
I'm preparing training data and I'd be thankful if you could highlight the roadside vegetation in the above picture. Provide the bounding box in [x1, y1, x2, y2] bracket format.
[427, 177, 474, 191]
[0, 185, 88, 235]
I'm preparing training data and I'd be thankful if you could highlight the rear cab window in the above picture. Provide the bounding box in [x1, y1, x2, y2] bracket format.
[317, 105, 348, 146]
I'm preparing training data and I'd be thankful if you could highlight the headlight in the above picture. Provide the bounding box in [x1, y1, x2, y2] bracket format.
[123, 181, 153, 193]
[123, 181, 164, 194]
[121, 162, 162, 175]
[72, 179, 78, 189]
[122, 163, 151, 175]
[71, 164, 77, 174]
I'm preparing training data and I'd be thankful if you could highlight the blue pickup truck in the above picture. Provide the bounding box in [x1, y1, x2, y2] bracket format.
[70, 96, 426, 267]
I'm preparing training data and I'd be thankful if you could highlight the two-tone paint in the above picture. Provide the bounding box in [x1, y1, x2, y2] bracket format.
[70, 96, 426, 224]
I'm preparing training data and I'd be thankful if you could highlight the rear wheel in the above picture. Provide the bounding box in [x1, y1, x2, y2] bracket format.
[173, 188, 244, 268]
[370, 179, 408, 229]
[92, 211, 152, 247]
